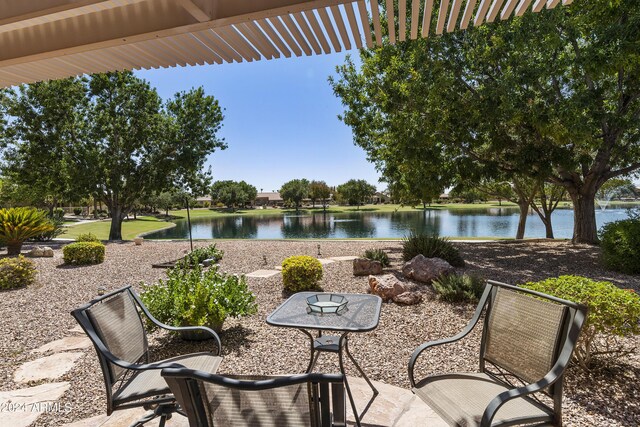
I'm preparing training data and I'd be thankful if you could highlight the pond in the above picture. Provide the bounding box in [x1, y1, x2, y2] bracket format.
[144, 207, 632, 239]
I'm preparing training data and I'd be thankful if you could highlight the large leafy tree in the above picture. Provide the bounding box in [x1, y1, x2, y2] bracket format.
[332, 1, 640, 243]
[309, 180, 331, 210]
[88, 72, 226, 240]
[336, 179, 376, 209]
[211, 180, 257, 210]
[280, 179, 309, 212]
[1, 78, 92, 213]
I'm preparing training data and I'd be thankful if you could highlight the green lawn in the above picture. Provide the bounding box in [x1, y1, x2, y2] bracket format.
[61, 216, 173, 240]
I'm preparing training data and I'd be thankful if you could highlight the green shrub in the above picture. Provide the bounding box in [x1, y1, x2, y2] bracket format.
[63, 242, 105, 265]
[402, 232, 465, 267]
[140, 265, 257, 333]
[177, 244, 224, 268]
[282, 255, 323, 292]
[432, 274, 486, 303]
[73, 207, 82, 215]
[31, 215, 65, 242]
[362, 248, 390, 267]
[521, 275, 640, 369]
[53, 208, 65, 219]
[76, 233, 100, 242]
[599, 218, 640, 274]
[0, 207, 55, 255]
[0, 256, 36, 290]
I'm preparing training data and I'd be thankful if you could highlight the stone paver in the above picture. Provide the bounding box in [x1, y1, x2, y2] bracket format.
[68, 325, 84, 334]
[317, 258, 336, 265]
[0, 382, 70, 427]
[245, 269, 281, 278]
[65, 377, 445, 427]
[31, 336, 92, 354]
[14, 352, 83, 384]
[328, 255, 359, 261]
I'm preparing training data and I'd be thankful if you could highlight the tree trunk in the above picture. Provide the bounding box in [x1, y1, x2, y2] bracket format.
[515, 199, 529, 239]
[7, 241, 22, 256]
[109, 205, 124, 240]
[568, 189, 598, 244]
[423, 202, 426, 209]
[542, 218, 554, 239]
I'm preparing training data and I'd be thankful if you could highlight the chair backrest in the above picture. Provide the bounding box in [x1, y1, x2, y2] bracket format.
[71, 287, 149, 386]
[162, 369, 345, 427]
[480, 281, 581, 398]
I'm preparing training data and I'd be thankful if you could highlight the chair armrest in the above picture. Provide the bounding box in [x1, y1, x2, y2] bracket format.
[408, 284, 493, 387]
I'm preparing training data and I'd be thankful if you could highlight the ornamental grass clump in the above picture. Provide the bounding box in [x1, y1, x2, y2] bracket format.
[599, 218, 640, 274]
[63, 241, 105, 265]
[177, 244, 224, 268]
[282, 255, 323, 292]
[522, 275, 640, 370]
[432, 274, 486, 303]
[0, 256, 36, 290]
[0, 207, 55, 255]
[402, 232, 465, 267]
[140, 265, 257, 334]
[362, 248, 390, 267]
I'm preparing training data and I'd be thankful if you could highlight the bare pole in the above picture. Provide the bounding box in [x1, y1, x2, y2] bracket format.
[185, 196, 193, 252]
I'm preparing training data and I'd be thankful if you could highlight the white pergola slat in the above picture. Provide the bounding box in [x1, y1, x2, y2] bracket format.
[0, 0, 569, 87]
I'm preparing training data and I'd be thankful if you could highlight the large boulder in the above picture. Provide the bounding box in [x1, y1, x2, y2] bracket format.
[27, 246, 53, 257]
[368, 274, 408, 301]
[402, 255, 454, 284]
[394, 291, 423, 305]
[353, 258, 383, 276]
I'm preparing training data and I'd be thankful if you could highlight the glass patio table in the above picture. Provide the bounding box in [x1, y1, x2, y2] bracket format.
[266, 292, 383, 427]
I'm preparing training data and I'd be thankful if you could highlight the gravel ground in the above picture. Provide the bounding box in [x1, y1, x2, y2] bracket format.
[1, 240, 638, 426]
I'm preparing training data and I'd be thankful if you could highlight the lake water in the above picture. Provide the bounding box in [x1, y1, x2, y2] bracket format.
[144, 207, 632, 239]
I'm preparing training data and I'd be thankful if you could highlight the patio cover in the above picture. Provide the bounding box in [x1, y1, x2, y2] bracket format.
[0, 0, 571, 88]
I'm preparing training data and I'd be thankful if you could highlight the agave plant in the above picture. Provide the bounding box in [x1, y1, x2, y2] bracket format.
[0, 207, 55, 255]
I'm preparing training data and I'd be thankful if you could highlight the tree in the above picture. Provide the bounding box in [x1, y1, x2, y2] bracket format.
[280, 179, 309, 212]
[332, 1, 640, 244]
[211, 180, 257, 210]
[1, 78, 92, 214]
[336, 179, 376, 209]
[309, 180, 331, 211]
[88, 72, 226, 240]
[597, 178, 637, 202]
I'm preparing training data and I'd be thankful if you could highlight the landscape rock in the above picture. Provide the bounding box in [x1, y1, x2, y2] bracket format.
[13, 352, 83, 384]
[393, 291, 423, 305]
[31, 336, 91, 354]
[0, 382, 70, 427]
[353, 258, 383, 276]
[402, 255, 454, 284]
[368, 274, 409, 302]
[27, 246, 53, 257]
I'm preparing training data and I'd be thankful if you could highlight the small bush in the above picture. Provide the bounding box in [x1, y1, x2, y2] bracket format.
[362, 248, 390, 267]
[140, 265, 257, 333]
[402, 232, 465, 267]
[53, 207, 65, 219]
[31, 215, 65, 242]
[0, 256, 36, 290]
[178, 244, 224, 268]
[521, 275, 640, 369]
[282, 255, 323, 292]
[63, 242, 105, 265]
[599, 218, 640, 274]
[0, 207, 55, 255]
[432, 274, 486, 303]
[73, 207, 82, 215]
[76, 233, 100, 242]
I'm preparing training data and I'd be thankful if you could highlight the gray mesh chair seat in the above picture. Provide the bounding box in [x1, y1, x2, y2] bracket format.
[161, 369, 346, 427]
[408, 280, 587, 427]
[72, 285, 223, 427]
[414, 373, 554, 426]
[114, 352, 222, 404]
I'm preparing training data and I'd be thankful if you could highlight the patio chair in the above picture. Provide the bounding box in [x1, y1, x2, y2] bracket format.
[161, 368, 346, 427]
[408, 280, 587, 427]
[71, 285, 223, 427]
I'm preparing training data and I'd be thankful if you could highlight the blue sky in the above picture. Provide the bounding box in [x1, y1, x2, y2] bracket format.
[135, 52, 383, 192]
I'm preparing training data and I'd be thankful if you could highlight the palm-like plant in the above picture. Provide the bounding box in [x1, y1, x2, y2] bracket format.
[0, 208, 55, 255]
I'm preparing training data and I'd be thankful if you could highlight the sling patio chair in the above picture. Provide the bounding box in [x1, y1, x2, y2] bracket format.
[408, 280, 587, 427]
[71, 285, 223, 427]
[161, 368, 346, 427]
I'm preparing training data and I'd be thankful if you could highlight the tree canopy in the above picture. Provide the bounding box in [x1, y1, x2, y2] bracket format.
[309, 180, 331, 209]
[331, 0, 640, 243]
[211, 180, 257, 210]
[336, 179, 376, 209]
[280, 179, 309, 212]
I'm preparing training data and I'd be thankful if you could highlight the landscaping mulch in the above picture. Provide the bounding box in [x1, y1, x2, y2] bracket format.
[0, 240, 638, 426]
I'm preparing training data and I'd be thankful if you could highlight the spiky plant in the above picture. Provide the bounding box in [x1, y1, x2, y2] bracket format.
[0, 208, 55, 255]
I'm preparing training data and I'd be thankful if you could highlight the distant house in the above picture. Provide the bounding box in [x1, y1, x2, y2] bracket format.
[194, 196, 211, 207]
[370, 192, 390, 204]
[255, 192, 284, 207]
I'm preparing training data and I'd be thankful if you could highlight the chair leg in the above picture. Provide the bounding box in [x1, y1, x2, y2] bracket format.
[128, 403, 177, 427]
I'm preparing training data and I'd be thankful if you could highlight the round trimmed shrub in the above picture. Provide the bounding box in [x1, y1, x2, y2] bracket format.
[76, 233, 100, 242]
[282, 255, 323, 292]
[599, 218, 640, 274]
[63, 242, 105, 265]
[73, 207, 82, 216]
[521, 275, 640, 369]
[0, 256, 36, 290]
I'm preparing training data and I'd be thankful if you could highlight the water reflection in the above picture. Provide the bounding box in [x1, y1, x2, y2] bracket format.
[145, 208, 631, 239]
